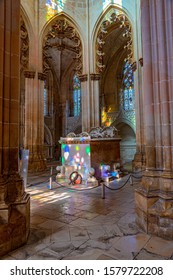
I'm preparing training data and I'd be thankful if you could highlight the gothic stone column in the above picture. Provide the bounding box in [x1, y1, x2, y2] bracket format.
[61, 103, 67, 137]
[0, 0, 30, 256]
[24, 71, 47, 172]
[135, 0, 173, 239]
[78, 74, 90, 132]
[132, 60, 146, 171]
[90, 73, 101, 128]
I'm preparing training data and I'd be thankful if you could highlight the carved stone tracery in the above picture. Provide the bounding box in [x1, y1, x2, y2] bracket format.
[96, 9, 133, 74]
[20, 16, 29, 71]
[43, 19, 82, 75]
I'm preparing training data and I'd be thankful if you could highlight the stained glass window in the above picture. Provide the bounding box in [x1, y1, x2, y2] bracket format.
[122, 61, 134, 111]
[46, 1, 64, 21]
[73, 75, 81, 116]
[44, 81, 48, 116]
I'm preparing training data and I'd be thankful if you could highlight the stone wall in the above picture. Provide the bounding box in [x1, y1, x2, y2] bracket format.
[135, 0, 173, 239]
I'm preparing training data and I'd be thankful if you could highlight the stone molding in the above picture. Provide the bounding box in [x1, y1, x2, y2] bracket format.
[20, 16, 29, 70]
[78, 74, 88, 82]
[90, 73, 101, 81]
[139, 57, 143, 67]
[24, 70, 35, 79]
[38, 72, 46, 81]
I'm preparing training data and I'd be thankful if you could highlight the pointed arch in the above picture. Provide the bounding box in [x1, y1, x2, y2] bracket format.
[91, 4, 134, 73]
[44, 124, 53, 146]
[40, 12, 84, 74]
[40, 11, 85, 43]
[112, 117, 136, 134]
[41, 13, 83, 76]
[20, 5, 35, 49]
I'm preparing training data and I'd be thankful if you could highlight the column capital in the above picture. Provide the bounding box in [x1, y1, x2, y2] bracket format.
[38, 72, 46, 81]
[78, 74, 88, 82]
[90, 73, 101, 81]
[24, 70, 36, 79]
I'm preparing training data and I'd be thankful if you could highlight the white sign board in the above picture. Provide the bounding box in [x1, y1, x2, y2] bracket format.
[20, 149, 29, 188]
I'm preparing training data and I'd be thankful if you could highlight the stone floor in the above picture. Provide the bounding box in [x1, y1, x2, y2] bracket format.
[1, 171, 173, 260]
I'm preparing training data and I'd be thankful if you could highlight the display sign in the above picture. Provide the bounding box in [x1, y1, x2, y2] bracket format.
[20, 149, 29, 188]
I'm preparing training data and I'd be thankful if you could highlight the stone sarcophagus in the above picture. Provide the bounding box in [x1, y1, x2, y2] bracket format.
[59, 126, 121, 180]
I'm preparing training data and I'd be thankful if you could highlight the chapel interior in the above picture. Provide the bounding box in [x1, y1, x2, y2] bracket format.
[1, 0, 173, 260]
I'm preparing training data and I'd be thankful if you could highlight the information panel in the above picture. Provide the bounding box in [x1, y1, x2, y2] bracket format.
[20, 149, 29, 188]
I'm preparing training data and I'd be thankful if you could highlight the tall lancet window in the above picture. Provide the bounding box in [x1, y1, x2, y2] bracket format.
[122, 61, 134, 111]
[73, 75, 81, 116]
[44, 80, 48, 116]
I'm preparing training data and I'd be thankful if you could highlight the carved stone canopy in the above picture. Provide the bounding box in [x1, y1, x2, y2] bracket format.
[43, 18, 83, 78]
[96, 9, 133, 74]
[20, 16, 29, 71]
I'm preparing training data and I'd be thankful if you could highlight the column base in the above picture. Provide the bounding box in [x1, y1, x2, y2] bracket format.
[132, 152, 145, 171]
[135, 171, 173, 239]
[0, 193, 30, 257]
[28, 153, 47, 172]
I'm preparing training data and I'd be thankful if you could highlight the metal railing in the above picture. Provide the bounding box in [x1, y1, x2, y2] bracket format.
[28, 166, 143, 199]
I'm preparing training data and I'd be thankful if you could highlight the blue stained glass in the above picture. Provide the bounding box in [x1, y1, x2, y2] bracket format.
[59, 0, 63, 8]
[122, 61, 134, 111]
[44, 81, 47, 116]
[73, 75, 81, 116]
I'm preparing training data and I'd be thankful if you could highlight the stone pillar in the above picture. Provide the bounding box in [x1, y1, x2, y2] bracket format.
[78, 74, 90, 132]
[61, 103, 67, 136]
[24, 71, 46, 172]
[135, 0, 173, 239]
[19, 83, 25, 148]
[90, 73, 101, 128]
[132, 59, 145, 170]
[0, 0, 30, 256]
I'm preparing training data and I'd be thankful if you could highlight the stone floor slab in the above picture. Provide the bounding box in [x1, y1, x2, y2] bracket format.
[1, 173, 173, 260]
[144, 236, 173, 258]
